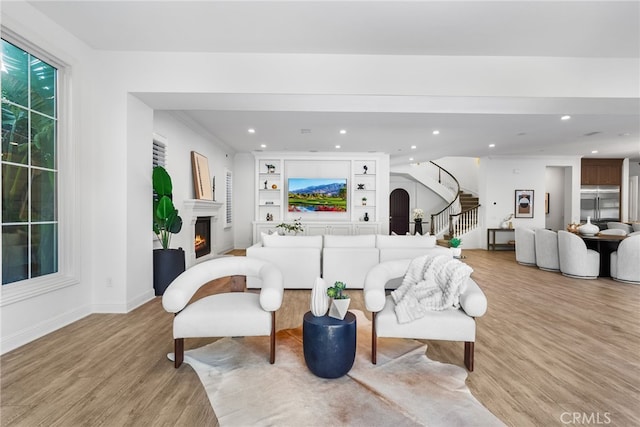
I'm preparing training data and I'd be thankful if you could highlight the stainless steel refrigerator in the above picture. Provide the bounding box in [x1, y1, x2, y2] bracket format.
[580, 185, 621, 225]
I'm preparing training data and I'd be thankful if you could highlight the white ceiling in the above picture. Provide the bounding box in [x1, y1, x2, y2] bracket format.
[28, 0, 640, 162]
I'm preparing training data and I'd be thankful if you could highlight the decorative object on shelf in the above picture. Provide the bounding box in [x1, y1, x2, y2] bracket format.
[272, 184, 278, 190]
[276, 217, 304, 235]
[310, 277, 330, 317]
[578, 216, 600, 236]
[357, 183, 365, 190]
[264, 180, 268, 189]
[191, 151, 213, 200]
[152, 166, 185, 296]
[364, 212, 370, 222]
[363, 165, 368, 174]
[449, 236, 462, 258]
[266, 163, 276, 174]
[212, 176, 216, 201]
[514, 189, 534, 218]
[327, 281, 350, 320]
[265, 201, 274, 205]
[266, 213, 273, 221]
[361, 197, 367, 206]
[501, 213, 513, 229]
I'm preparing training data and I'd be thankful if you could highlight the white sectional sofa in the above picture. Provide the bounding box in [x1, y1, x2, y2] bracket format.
[246, 234, 322, 289]
[246, 233, 451, 289]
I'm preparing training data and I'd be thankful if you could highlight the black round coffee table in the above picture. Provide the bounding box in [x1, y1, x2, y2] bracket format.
[302, 311, 357, 378]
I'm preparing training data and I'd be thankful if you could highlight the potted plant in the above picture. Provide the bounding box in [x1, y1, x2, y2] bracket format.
[327, 281, 350, 320]
[361, 197, 367, 206]
[266, 163, 276, 173]
[275, 217, 304, 235]
[152, 166, 185, 296]
[449, 236, 462, 258]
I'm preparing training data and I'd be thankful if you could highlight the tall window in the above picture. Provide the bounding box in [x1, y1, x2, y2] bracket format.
[225, 170, 232, 226]
[1, 38, 58, 285]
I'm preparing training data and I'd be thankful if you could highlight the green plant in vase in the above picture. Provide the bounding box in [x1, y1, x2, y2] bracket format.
[327, 281, 350, 320]
[152, 166, 183, 248]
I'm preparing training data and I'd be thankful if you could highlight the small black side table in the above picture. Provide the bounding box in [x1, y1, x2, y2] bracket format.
[302, 311, 356, 378]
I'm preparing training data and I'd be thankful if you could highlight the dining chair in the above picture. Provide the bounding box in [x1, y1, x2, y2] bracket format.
[599, 228, 627, 236]
[606, 222, 632, 234]
[557, 231, 600, 279]
[534, 229, 560, 271]
[610, 234, 640, 284]
[515, 228, 536, 266]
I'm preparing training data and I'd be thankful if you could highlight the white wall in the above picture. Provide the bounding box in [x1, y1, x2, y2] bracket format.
[629, 161, 640, 221]
[234, 153, 256, 249]
[545, 167, 566, 231]
[479, 156, 582, 247]
[432, 157, 481, 195]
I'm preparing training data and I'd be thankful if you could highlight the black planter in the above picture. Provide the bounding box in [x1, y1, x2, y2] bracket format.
[153, 248, 185, 296]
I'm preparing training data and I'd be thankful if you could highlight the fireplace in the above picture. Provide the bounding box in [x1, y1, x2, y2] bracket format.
[194, 217, 211, 258]
[183, 199, 222, 268]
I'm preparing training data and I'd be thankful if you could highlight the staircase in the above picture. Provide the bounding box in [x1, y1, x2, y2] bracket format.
[390, 161, 481, 244]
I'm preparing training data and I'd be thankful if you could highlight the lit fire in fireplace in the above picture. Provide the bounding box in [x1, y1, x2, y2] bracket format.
[195, 234, 207, 252]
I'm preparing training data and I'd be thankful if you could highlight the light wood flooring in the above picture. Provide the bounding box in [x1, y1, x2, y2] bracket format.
[1, 250, 639, 426]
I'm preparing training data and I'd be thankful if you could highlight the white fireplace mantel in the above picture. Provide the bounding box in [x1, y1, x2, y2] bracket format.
[182, 199, 223, 268]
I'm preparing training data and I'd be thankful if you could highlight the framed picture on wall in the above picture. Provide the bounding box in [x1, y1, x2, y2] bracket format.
[545, 192, 550, 214]
[514, 189, 534, 218]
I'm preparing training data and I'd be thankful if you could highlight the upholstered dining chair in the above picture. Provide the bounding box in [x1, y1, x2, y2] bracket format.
[557, 231, 600, 279]
[610, 234, 640, 284]
[599, 228, 627, 236]
[534, 229, 560, 271]
[162, 256, 284, 368]
[606, 222, 632, 234]
[515, 227, 536, 266]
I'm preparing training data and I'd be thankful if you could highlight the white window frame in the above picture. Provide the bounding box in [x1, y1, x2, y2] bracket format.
[0, 30, 79, 306]
[225, 169, 232, 228]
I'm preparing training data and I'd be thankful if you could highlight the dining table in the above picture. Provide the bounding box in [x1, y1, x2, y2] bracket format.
[579, 234, 627, 277]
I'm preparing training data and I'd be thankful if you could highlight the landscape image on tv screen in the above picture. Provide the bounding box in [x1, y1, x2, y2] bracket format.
[288, 178, 347, 212]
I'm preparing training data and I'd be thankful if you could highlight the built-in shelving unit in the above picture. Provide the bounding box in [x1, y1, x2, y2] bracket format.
[252, 153, 388, 243]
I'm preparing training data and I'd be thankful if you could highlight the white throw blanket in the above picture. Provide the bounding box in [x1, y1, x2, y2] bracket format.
[391, 255, 473, 324]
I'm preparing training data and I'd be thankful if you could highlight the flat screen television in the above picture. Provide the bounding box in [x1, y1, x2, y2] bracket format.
[288, 178, 347, 212]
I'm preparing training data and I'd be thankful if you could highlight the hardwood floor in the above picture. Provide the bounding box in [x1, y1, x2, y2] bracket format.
[2, 250, 639, 426]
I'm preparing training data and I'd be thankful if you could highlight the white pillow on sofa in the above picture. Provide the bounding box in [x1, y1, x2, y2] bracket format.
[262, 233, 323, 248]
[324, 234, 376, 248]
[376, 234, 437, 248]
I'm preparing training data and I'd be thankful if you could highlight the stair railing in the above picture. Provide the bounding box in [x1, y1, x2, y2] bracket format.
[429, 161, 461, 236]
[449, 204, 481, 237]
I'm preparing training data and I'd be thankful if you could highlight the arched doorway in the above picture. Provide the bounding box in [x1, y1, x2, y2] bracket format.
[389, 189, 410, 235]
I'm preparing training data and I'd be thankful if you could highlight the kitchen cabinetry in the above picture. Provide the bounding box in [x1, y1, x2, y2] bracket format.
[581, 159, 623, 186]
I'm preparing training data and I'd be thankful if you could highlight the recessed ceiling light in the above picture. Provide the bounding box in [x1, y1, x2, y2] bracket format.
[248, 128, 256, 133]
[432, 130, 440, 135]
[335, 145, 341, 149]
[339, 129, 347, 135]
[260, 144, 266, 148]
[409, 157, 414, 161]
[591, 150, 599, 154]
[411, 145, 417, 149]
[561, 115, 571, 121]
[619, 132, 631, 137]
[489, 144, 496, 148]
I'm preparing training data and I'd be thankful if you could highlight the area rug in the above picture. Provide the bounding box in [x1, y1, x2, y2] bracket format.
[168, 311, 504, 426]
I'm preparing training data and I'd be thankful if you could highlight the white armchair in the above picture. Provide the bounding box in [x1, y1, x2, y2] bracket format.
[610, 234, 640, 284]
[162, 257, 284, 368]
[515, 228, 536, 266]
[534, 229, 560, 271]
[557, 231, 600, 279]
[364, 259, 487, 371]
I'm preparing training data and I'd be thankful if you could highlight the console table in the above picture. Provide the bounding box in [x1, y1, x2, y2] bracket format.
[487, 228, 515, 251]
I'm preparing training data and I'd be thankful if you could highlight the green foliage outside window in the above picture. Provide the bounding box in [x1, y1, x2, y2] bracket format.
[1, 38, 58, 285]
